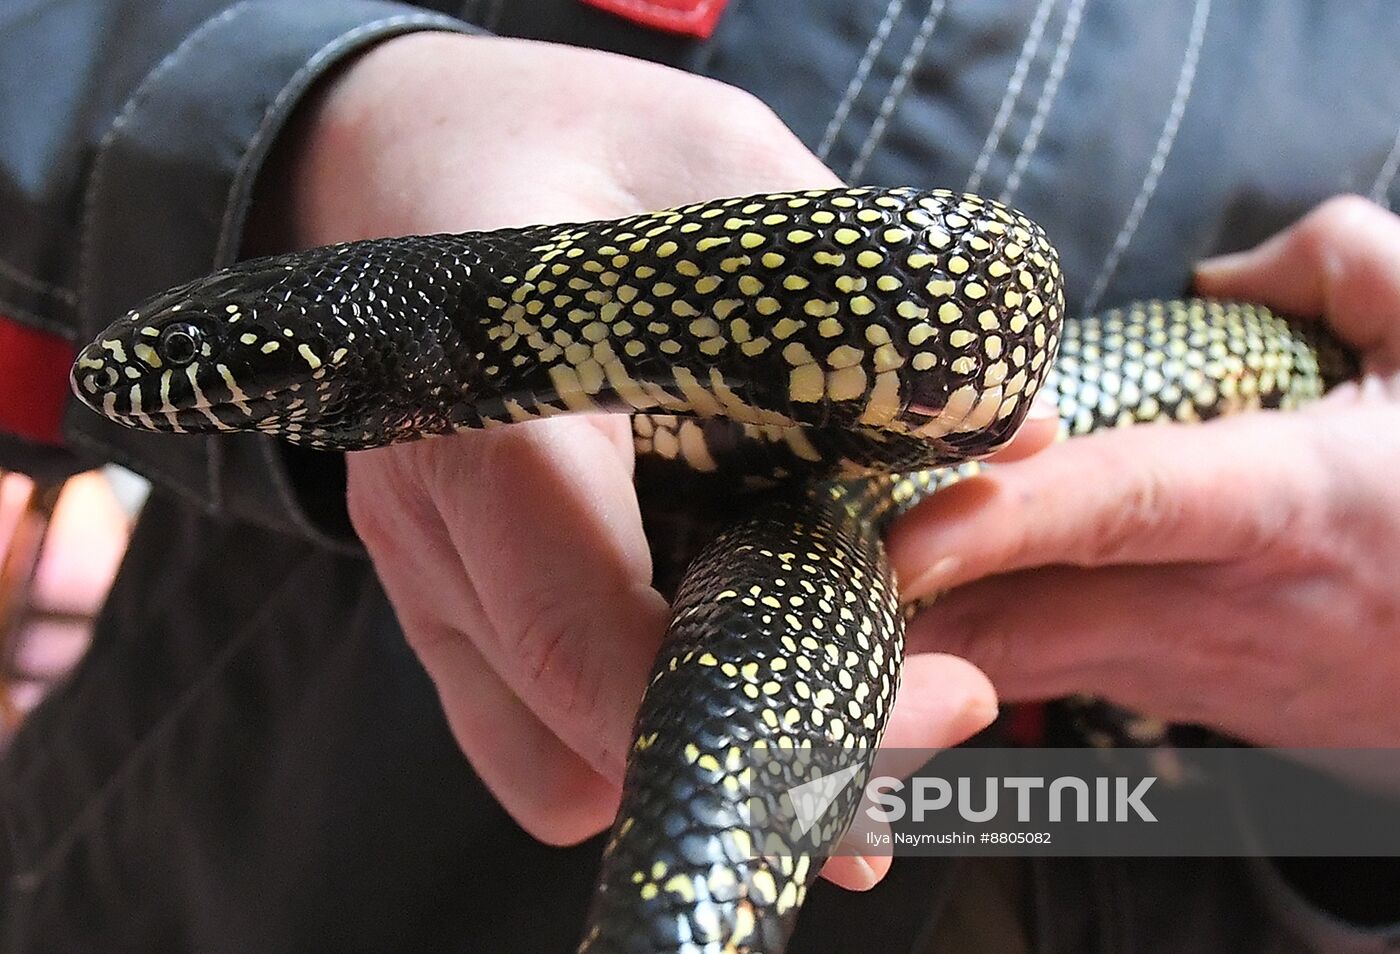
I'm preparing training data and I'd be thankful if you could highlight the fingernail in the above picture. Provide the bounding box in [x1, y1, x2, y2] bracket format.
[904, 555, 961, 604]
[1360, 373, 1388, 402]
[848, 856, 878, 890]
[922, 658, 1000, 746]
[1193, 250, 1251, 280]
[960, 692, 1000, 735]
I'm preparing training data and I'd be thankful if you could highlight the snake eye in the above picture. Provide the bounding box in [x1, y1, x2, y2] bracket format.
[158, 323, 202, 365]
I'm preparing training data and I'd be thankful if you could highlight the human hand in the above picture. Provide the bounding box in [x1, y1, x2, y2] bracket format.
[258, 33, 1051, 886]
[889, 195, 1400, 755]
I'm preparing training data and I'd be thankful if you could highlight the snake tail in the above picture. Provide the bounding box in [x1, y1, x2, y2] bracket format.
[581, 486, 900, 954]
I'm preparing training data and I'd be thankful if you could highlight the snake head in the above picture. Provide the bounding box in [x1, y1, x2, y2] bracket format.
[70, 255, 367, 442]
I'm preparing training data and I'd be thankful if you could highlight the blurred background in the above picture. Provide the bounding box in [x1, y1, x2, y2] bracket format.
[0, 467, 142, 747]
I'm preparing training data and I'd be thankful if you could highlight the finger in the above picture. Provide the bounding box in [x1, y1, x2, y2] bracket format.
[415, 418, 672, 783]
[820, 653, 998, 890]
[411, 618, 623, 845]
[347, 456, 622, 843]
[904, 562, 1315, 745]
[880, 652, 999, 750]
[906, 565, 1179, 708]
[1194, 195, 1400, 367]
[821, 853, 890, 892]
[887, 412, 1326, 603]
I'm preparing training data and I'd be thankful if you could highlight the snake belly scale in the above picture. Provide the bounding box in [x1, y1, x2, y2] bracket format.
[71, 187, 1343, 953]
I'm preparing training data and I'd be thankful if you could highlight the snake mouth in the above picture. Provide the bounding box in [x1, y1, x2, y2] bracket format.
[87, 375, 327, 436]
[96, 403, 254, 436]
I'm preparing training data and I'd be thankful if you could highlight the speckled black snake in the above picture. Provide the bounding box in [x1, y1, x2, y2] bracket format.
[72, 188, 1349, 953]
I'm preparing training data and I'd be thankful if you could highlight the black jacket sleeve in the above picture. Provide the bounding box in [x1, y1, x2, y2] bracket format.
[0, 0, 473, 545]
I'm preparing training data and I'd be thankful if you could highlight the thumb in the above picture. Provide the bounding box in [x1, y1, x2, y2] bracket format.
[821, 652, 998, 890]
[1194, 195, 1400, 370]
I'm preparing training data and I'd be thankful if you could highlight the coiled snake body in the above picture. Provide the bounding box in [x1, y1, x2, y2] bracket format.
[72, 188, 1348, 953]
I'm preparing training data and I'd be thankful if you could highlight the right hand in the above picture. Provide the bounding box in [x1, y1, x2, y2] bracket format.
[258, 33, 1023, 886]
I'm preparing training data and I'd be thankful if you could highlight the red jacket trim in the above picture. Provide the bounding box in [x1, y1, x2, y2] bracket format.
[0, 316, 76, 446]
[579, 0, 728, 39]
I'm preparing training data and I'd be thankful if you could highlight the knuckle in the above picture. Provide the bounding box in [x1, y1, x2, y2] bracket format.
[345, 484, 377, 537]
[344, 457, 382, 531]
[1310, 193, 1381, 230]
[508, 590, 604, 723]
[1079, 463, 1175, 565]
[347, 450, 444, 555]
[1236, 436, 1336, 568]
[1235, 492, 1311, 567]
[927, 594, 1010, 677]
[706, 82, 785, 134]
[696, 85, 810, 165]
[1293, 194, 1382, 258]
[398, 615, 468, 661]
[347, 484, 397, 553]
[644, 77, 829, 190]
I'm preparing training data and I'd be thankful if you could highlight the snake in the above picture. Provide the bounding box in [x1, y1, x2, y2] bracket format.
[70, 187, 1351, 953]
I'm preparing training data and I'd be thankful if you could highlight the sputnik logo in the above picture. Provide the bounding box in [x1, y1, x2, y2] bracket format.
[786, 763, 864, 837]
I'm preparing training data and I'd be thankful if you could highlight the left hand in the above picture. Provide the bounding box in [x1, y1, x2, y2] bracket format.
[255, 34, 1055, 890]
[887, 195, 1400, 750]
